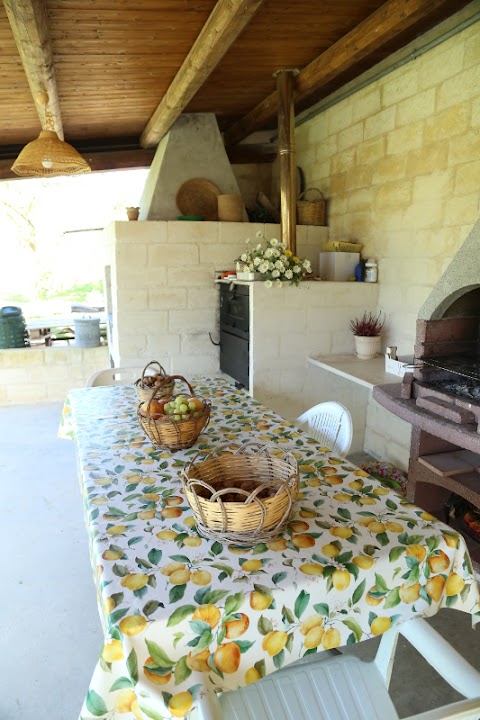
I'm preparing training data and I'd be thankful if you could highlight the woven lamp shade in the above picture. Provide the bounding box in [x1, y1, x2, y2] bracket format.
[11, 130, 91, 177]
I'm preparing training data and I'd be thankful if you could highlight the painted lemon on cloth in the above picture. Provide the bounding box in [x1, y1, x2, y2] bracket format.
[59, 378, 479, 720]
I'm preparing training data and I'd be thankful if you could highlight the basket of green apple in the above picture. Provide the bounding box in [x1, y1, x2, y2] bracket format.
[137, 375, 211, 450]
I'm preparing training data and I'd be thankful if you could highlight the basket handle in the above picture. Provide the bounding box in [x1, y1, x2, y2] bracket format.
[183, 441, 298, 477]
[297, 187, 324, 203]
[144, 374, 194, 405]
[141, 360, 168, 384]
[159, 374, 194, 394]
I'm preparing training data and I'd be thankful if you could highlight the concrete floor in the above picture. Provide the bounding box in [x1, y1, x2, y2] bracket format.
[1, 403, 479, 720]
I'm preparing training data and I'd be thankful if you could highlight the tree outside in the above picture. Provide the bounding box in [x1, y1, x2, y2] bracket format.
[0, 168, 148, 318]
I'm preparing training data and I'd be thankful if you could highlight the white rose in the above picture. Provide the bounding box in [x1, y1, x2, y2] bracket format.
[303, 259, 311, 270]
[275, 260, 284, 271]
[253, 256, 261, 266]
[265, 279, 273, 288]
[259, 262, 269, 274]
[293, 265, 301, 274]
[241, 253, 247, 262]
[272, 269, 280, 278]
[270, 238, 279, 246]
[265, 248, 273, 258]
[285, 269, 293, 279]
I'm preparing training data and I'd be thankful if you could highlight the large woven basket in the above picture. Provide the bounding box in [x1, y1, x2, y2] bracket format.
[296, 188, 327, 226]
[137, 375, 211, 451]
[181, 443, 299, 544]
[134, 361, 175, 402]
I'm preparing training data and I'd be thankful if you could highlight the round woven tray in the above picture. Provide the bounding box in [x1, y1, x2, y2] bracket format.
[181, 442, 299, 544]
[134, 361, 174, 402]
[176, 178, 221, 221]
[137, 375, 211, 451]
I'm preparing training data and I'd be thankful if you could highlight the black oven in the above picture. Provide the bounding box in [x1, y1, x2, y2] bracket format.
[219, 284, 249, 388]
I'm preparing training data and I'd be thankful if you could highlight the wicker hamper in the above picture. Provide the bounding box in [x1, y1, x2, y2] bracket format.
[296, 188, 326, 226]
[137, 375, 211, 451]
[182, 443, 299, 544]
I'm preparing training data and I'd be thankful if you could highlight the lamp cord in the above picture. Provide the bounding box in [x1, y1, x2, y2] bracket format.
[36, 91, 54, 131]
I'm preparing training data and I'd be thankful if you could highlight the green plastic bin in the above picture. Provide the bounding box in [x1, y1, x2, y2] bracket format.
[0, 306, 29, 349]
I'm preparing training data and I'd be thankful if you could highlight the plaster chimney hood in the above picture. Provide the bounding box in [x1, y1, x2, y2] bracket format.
[139, 113, 246, 221]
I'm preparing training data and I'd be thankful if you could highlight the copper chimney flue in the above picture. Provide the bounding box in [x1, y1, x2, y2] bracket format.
[274, 69, 298, 255]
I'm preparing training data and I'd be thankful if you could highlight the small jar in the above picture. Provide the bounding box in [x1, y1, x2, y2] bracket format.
[365, 258, 378, 283]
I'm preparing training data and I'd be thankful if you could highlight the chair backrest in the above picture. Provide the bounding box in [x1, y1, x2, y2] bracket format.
[296, 400, 353, 457]
[85, 366, 144, 387]
[197, 617, 480, 720]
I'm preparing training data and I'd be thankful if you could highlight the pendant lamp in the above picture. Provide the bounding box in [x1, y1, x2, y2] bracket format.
[11, 93, 91, 177]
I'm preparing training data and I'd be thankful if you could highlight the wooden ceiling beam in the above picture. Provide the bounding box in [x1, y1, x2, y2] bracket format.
[226, 142, 277, 164]
[0, 147, 156, 180]
[140, 0, 266, 149]
[223, 0, 457, 146]
[0, 142, 275, 180]
[2, 0, 63, 139]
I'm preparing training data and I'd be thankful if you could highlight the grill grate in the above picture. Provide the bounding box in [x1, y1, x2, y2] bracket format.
[421, 355, 480, 382]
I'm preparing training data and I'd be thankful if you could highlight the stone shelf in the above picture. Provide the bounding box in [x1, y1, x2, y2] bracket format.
[413, 467, 480, 509]
[308, 354, 401, 390]
[373, 382, 480, 454]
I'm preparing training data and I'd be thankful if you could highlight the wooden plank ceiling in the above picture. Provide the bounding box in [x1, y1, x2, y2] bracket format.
[0, 0, 473, 175]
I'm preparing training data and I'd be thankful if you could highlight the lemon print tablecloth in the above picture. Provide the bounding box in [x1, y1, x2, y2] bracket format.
[60, 375, 480, 720]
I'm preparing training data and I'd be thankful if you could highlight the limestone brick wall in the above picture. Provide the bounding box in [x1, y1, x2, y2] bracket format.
[250, 281, 379, 421]
[107, 221, 328, 376]
[364, 396, 411, 472]
[0, 346, 109, 404]
[295, 19, 480, 357]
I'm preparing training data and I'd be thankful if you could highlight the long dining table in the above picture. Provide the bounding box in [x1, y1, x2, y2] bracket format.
[59, 374, 480, 720]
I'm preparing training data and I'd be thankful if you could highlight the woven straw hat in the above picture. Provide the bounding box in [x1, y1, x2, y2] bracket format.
[11, 130, 91, 177]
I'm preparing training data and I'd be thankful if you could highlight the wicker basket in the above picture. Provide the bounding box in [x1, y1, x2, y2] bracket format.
[137, 375, 211, 451]
[181, 443, 299, 544]
[217, 194, 243, 222]
[296, 188, 326, 226]
[134, 361, 175, 402]
[322, 240, 363, 253]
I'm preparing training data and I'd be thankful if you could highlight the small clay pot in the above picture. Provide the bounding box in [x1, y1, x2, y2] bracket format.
[126, 207, 140, 221]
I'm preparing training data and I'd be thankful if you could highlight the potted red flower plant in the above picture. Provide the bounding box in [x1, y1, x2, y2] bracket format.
[350, 311, 385, 359]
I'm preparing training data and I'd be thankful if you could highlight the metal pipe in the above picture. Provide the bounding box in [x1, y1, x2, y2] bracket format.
[274, 69, 298, 254]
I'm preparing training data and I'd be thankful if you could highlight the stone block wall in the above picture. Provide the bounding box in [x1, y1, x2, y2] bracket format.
[107, 221, 328, 376]
[0, 346, 109, 404]
[250, 281, 379, 420]
[295, 18, 480, 356]
[364, 397, 411, 472]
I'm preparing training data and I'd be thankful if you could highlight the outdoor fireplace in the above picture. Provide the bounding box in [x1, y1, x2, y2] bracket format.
[373, 218, 480, 573]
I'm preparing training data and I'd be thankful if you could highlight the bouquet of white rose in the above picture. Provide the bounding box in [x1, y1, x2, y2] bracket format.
[235, 231, 312, 287]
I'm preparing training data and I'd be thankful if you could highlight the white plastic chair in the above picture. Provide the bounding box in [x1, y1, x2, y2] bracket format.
[296, 401, 353, 457]
[196, 618, 480, 720]
[85, 366, 145, 387]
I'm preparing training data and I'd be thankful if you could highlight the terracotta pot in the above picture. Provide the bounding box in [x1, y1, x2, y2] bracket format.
[354, 335, 381, 360]
[126, 206, 140, 221]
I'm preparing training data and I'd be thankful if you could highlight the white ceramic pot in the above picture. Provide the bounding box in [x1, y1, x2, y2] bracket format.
[354, 335, 381, 360]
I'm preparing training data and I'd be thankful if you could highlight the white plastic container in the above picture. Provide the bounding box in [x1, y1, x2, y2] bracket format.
[318, 251, 360, 281]
[384, 354, 413, 377]
[365, 258, 378, 283]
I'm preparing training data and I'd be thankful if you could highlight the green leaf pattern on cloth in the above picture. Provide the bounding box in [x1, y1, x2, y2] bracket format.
[59, 377, 480, 719]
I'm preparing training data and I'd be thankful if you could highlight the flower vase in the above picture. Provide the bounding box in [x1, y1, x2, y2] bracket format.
[354, 335, 381, 360]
